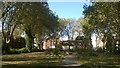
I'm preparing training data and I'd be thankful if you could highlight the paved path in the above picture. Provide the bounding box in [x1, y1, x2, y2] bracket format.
[61, 54, 81, 66]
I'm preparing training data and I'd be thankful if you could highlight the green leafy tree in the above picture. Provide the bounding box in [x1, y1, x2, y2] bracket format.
[82, 2, 120, 54]
[1, 2, 59, 53]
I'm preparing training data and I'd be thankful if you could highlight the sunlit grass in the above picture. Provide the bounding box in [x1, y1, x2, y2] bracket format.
[2, 52, 64, 68]
[77, 51, 120, 68]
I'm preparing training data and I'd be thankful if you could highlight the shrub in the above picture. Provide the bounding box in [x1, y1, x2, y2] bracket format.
[8, 48, 21, 54]
[8, 47, 29, 54]
[19, 48, 29, 53]
[96, 47, 104, 53]
[46, 48, 60, 56]
[9, 37, 25, 49]
[77, 48, 98, 57]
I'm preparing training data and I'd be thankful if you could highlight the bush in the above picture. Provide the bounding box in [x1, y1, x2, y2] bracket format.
[96, 47, 104, 53]
[8, 48, 29, 54]
[77, 48, 98, 57]
[19, 48, 29, 53]
[8, 48, 21, 54]
[31, 49, 45, 52]
[46, 48, 60, 56]
[9, 37, 26, 49]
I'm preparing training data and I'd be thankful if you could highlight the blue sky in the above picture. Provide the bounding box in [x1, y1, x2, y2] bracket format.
[48, 2, 90, 19]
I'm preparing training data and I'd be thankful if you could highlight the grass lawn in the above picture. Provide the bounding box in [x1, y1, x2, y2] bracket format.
[2, 52, 64, 68]
[2, 50, 120, 68]
[77, 50, 120, 68]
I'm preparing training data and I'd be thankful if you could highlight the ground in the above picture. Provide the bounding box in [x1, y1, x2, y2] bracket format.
[2, 51, 120, 68]
[61, 54, 80, 66]
[2, 52, 63, 68]
[77, 52, 120, 68]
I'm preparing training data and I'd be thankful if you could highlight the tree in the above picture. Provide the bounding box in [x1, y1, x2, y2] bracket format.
[58, 18, 82, 41]
[1, 2, 19, 53]
[1, 2, 59, 53]
[82, 2, 120, 54]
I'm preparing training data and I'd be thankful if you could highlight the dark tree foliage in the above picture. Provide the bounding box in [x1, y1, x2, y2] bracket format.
[82, 2, 120, 54]
[1, 2, 59, 54]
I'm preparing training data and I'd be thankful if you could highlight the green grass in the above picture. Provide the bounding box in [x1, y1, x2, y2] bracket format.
[76, 49, 120, 68]
[2, 52, 64, 68]
[3, 49, 120, 68]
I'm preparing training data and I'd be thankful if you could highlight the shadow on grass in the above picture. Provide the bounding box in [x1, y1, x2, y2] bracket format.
[77, 56, 120, 68]
[76, 49, 120, 68]
[2, 51, 120, 68]
[2, 62, 62, 68]
[80, 62, 120, 68]
[2, 63, 120, 68]
[2, 58, 120, 68]
[2, 52, 64, 68]
[3, 56, 61, 61]
[82, 55, 120, 68]
[2, 57, 63, 67]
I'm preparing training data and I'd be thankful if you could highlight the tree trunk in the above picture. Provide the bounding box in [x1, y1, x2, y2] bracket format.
[2, 21, 10, 54]
[25, 27, 34, 52]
